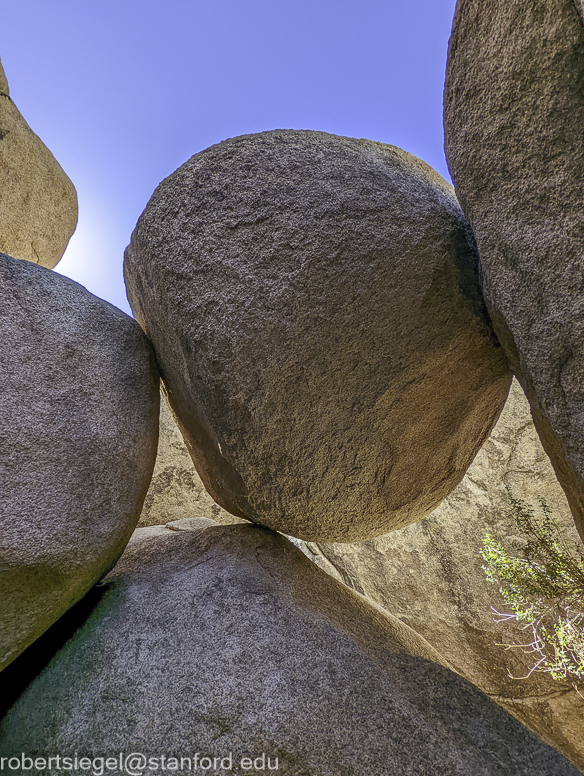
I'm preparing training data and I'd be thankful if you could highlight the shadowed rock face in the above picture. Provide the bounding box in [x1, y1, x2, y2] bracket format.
[444, 0, 584, 542]
[291, 380, 584, 771]
[125, 129, 511, 541]
[0, 523, 579, 776]
[0, 56, 78, 269]
[138, 394, 244, 527]
[0, 253, 159, 671]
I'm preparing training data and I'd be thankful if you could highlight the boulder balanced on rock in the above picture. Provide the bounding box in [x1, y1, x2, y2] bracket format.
[0, 55, 78, 268]
[0, 252, 159, 671]
[444, 0, 584, 542]
[125, 129, 511, 542]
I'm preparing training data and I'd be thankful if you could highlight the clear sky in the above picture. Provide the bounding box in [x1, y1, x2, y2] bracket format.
[1, 0, 457, 314]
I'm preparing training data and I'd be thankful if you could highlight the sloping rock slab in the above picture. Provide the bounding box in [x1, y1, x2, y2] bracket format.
[0, 55, 78, 268]
[444, 0, 584, 541]
[293, 380, 584, 771]
[0, 253, 159, 670]
[0, 523, 578, 775]
[125, 129, 510, 541]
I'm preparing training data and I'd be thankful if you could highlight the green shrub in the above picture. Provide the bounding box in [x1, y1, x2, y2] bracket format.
[481, 497, 584, 688]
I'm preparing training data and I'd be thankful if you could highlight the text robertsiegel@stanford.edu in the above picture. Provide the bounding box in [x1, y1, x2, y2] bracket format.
[0, 751, 280, 775]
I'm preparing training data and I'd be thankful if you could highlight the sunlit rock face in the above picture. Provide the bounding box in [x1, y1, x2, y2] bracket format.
[125, 129, 511, 541]
[0, 253, 159, 671]
[0, 55, 78, 269]
[444, 0, 584, 543]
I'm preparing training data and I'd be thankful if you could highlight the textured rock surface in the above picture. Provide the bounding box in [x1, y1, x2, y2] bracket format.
[444, 0, 584, 542]
[0, 252, 159, 671]
[293, 380, 584, 771]
[166, 516, 227, 532]
[125, 129, 511, 541]
[0, 56, 77, 268]
[0, 57, 8, 96]
[138, 394, 244, 527]
[0, 523, 578, 776]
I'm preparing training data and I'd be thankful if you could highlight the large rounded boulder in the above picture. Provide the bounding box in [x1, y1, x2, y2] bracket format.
[125, 130, 511, 541]
[0, 252, 159, 671]
[0, 55, 78, 268]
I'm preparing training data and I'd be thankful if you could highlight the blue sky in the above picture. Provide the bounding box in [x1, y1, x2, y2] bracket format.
[2, 0, 457, 314]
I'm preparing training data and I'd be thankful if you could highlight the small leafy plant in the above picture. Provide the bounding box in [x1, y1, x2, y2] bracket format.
[481, 497, 584, 689]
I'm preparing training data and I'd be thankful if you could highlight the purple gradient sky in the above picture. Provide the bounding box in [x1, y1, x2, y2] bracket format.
[2, 0, 456, 314]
